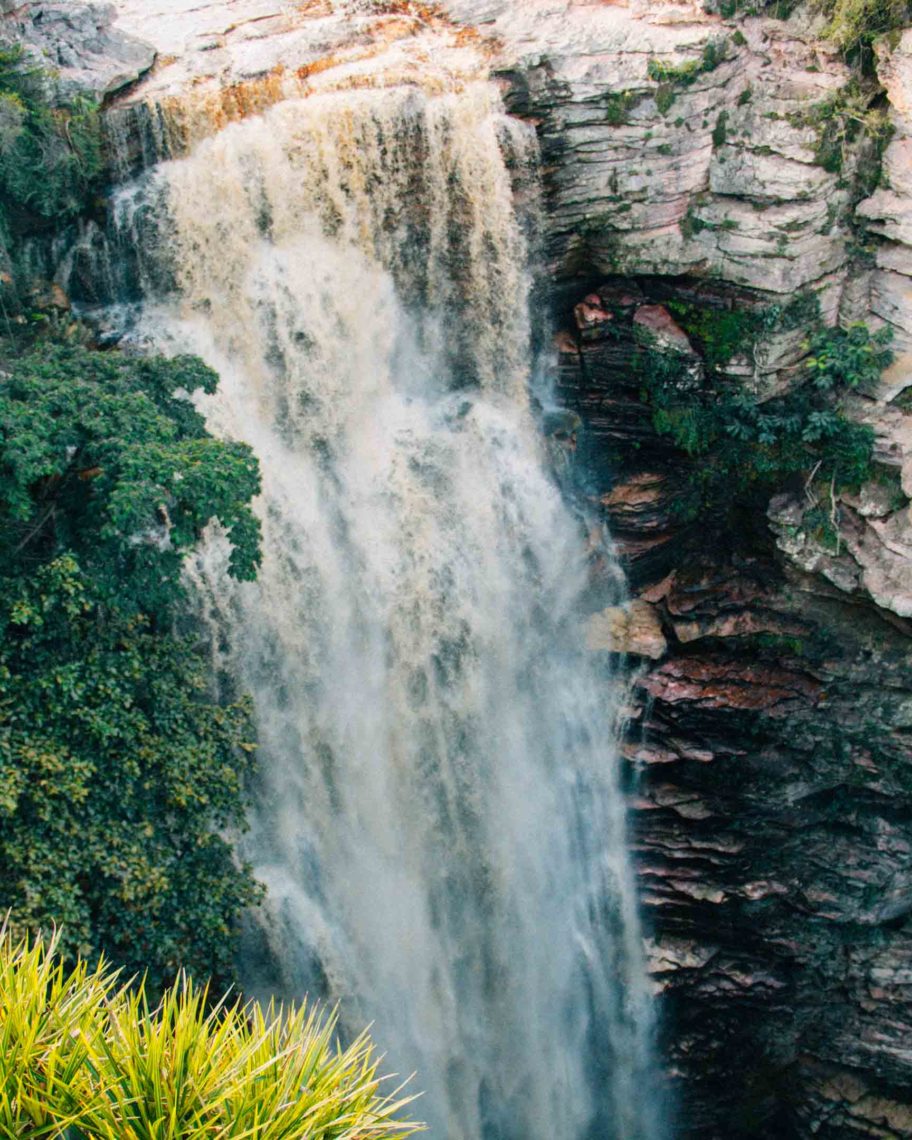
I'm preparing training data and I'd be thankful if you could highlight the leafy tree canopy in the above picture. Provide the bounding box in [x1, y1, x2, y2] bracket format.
[0, 336, 263, 992]
[636, 315, 891, 521]
[0, 342, 261, 615]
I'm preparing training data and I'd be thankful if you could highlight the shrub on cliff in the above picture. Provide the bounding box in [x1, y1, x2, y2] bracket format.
[0, 337, 263, 992]
[0, 46, 104, 241]
[815, 0, 911, 59]
[636, 314, 890, 519]
[0, 925, 421, 1139]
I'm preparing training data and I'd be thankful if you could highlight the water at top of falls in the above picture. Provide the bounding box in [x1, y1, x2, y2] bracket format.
[97, 78, 663, 1140]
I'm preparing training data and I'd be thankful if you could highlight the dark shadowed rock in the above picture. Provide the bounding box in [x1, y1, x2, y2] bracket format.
[558, 278, 912, 1138]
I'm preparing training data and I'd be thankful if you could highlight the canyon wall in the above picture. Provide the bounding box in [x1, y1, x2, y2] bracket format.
[461, 2, 912, 1136]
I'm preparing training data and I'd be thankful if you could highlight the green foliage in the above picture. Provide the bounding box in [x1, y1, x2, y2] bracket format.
[0, 46, 104, 242]
[648, 57, 703, 85]
[0, 926, 422, 1139]
[717, 0, 799, 15]
[0, 555, 261, 993]
[649, 41, 728, 114]
[636, 314, 890, 516]
[0, 343, 261, 614]
[680, 206, 708, 239]
[667, 293, 821, 367]
[665, 299, 766, 369]
[814, 0, 912, 59]
[805, 321, 893, 392]
[856, 106, 895, 195]
[700, 39, 728, 71]
[648, 40, 727, 85]
[603, 90, 638, 126]
[712, 110, 730, 148]
[0, 339, 263, 991]
[802, 501, 843, 549]
[668, 305, 749, 369]
[787, 82, 893, 178]
[759, 290, 823, 332]
[744, 632, 807, 655]
[655, 85, 677, 116]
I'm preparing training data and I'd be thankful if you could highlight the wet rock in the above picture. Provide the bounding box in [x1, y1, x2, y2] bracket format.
[639, 656, 822, 714]
[559, 272, 912, 1135]
[573, 293, 613, 330]
[552, 329, 579, 355]
[541, 407, 581, 441]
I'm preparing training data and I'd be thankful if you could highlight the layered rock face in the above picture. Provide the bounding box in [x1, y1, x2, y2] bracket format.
[557, 293, 912, 1137]
[0, 1, 153, 97]
[495, 0, 912, 620]
[442, 2, 912, 1135]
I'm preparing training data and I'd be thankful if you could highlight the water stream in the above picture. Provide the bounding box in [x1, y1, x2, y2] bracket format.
[94, 79, 660, 1140]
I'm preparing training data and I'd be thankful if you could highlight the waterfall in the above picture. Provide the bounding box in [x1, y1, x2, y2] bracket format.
[99, 79, 661, 1140]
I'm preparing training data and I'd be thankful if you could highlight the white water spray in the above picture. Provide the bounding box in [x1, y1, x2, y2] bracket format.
[105, 81, 660, 1140]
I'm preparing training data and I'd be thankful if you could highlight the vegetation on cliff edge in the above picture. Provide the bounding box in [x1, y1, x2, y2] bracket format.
[815, 0, 912, 59]
[0, 45, 104, 243]
[635, 303, 891, 521]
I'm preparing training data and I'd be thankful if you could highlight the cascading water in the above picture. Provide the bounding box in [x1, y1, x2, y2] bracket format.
[97, 78, 662, 1140]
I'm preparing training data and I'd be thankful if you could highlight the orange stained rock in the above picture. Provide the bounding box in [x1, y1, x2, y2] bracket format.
[154, 69, 301, 153]
[601, 473, 666, 508]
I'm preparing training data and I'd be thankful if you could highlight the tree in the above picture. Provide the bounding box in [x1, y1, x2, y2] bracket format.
[0, 45, 104, 239]
[0, 338, 263, 991]
[636, 315, 889, 523]
[0, 343, 261, 613]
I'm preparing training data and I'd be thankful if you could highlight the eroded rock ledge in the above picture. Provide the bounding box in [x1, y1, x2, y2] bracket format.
[0, 1, 154, 98]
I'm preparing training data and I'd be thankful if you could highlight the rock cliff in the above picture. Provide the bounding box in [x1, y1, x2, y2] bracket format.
[0, 1, 153, 98]
[556, 291, 912, 1137]
[498, 4, 912, 1134]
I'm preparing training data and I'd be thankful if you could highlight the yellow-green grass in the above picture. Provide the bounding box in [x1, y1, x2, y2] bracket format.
[0, 923, 422, 1139]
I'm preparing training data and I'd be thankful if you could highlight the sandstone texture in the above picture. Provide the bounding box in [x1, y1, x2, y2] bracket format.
[0, 2, 153, 99]
[445, 0, 912, 634]
[556, 291, 912, 1137]
[472, 11, 912, 1128]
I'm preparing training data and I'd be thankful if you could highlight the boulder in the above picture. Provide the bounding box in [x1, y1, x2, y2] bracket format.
[585, 599, 668, 659]
[1, 2, 155, 100]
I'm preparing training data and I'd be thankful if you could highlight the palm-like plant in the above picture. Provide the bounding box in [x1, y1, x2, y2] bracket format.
[0, 923, 422, 1140]
[0, 925, 111, 1137]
